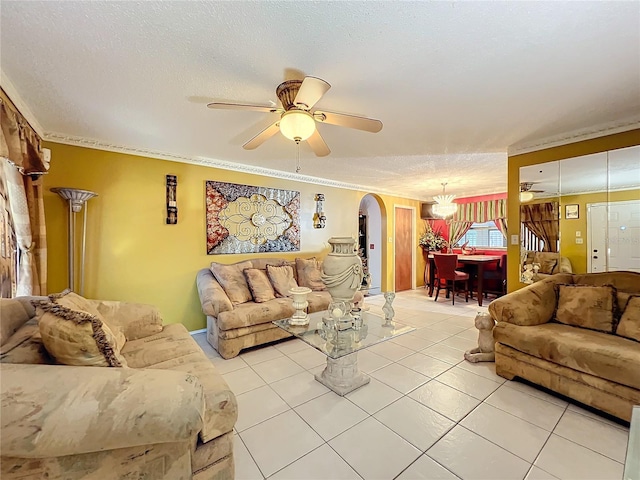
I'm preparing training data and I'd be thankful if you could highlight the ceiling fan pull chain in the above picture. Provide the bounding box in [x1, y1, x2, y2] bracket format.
[296, 143, 301, 173]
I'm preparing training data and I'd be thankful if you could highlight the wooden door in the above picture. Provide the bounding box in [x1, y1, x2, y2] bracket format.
[394, 207, 413, 291]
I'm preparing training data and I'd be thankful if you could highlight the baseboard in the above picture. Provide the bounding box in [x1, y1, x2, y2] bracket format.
[189, 328, 207, 335]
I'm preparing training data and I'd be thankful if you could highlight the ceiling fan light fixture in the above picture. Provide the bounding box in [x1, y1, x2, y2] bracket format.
[519, 191, 535, 202]
[279, 110, 316, 142]
[432, 183, 457, 218]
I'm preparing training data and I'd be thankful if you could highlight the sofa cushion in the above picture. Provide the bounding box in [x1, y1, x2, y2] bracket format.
[121, 323, 202, 368]
[243, 268, 276, 303]
[266, 264, 298, 297]
[91, 300, 164, 340]
[555, 284, 615, 333]
[538, 259, 557, 275]
[0, 318, 53, 364]
[494, 322, 640, 390]
[210, 261, 253, 305]
[617, 296, 640, 342]
[296, 257, 326, 291]
[0, 297, 35, 346]
[34, 300, 127, 367]
[217, 298, 295, 330]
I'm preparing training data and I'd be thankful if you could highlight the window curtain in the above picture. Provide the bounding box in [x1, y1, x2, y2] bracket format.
[520, 202, 559, 252]
[0, 89, 48, 295]
[448, 198, 508, 246]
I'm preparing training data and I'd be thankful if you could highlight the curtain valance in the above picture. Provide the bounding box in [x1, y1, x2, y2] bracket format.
[0, 88, 48, 175]
[452, 198, 506, 223]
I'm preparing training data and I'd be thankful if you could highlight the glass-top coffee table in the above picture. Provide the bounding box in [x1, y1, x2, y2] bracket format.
[274, 310, 414, 395]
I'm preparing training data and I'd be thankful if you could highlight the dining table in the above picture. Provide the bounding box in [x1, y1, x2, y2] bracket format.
[424, 253, 503, 307]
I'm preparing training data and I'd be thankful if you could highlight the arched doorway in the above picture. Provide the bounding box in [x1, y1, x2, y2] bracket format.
[358, 194, 383, 295]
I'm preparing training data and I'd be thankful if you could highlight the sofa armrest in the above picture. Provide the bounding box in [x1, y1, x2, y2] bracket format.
[488, 275, 572, 326]
[88, 299, 163, 340]
[1, 363, 204, 458]
[197, 268, 233, 317]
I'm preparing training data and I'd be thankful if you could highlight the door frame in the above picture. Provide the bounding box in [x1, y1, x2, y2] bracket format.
[393, 205, 416, 291]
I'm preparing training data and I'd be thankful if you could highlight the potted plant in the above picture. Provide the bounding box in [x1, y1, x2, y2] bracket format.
[419, 224, 448, 252]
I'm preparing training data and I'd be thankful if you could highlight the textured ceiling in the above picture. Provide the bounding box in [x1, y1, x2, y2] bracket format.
[1, 1, 639, 200]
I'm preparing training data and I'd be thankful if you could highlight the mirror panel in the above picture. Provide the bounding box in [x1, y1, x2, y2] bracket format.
[519, 145, 640, 281]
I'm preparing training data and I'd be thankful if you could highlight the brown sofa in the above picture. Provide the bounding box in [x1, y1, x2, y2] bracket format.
[523, 251, 573, 281]
[0, 296, 237, 479]
[197, 257, 364, 359]
[489, 271, 640, 422]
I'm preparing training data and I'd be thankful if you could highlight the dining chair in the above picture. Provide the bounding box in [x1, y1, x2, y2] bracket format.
[433, 253, 469, 305]
[481, 253, 507, 298]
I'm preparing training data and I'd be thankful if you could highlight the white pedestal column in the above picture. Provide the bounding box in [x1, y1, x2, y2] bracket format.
[315, 353, 370, 396]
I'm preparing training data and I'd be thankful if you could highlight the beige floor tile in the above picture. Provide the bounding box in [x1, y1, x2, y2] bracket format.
[235, 385, 290, 432]
[234, 434, 264, 480]
[369, 362, 430, 394]
[396, 455, 461, 479]
[421, 343, 465, 365]
[223, 366, 266, 395]
[485, 385, 566, 431]
[240, 410, 323, 478]
[427, 425, 531, 480]
[436, 366, 502, 400]
[398, 352, 454, 378]
[329, 417, 421, 480]
[269, 371, 329, 408]
[345, 377, 403, 414]
[534, 434, 624, 480]
[294, 392, 369, 441]
[251, 356, 304, 384]
[409, 380, 481, 422]
[269, 444, 361, 480]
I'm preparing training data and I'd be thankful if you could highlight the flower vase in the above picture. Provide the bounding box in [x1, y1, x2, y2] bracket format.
[321, 237, 364, 304]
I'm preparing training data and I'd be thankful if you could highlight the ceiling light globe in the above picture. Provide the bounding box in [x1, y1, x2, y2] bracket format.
[279, 110, 316, 142]
[519, 191, 535, 203]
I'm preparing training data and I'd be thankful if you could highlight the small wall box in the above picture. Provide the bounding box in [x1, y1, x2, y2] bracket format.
[166, 175, 177, 224]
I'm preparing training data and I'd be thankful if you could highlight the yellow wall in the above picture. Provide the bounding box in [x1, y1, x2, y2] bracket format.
[507, 129, 640, 291]
[559, 189, 640, 273]
[43, 142, 423, 330]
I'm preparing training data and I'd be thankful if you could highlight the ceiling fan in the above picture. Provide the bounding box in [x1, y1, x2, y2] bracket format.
[207, 76, 383, 157]
[520, 182, 544, 202]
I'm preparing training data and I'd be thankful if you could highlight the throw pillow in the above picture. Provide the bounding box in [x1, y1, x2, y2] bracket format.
[51, 290, 126, 352]
[616, 295, 640, 342]
[210, 261, 253, 305]
[295, 257, 326, 291]
[33, 300, 127, 367]
[555, 284, 616, 333]
[243, 268, 276, 303]
[539, 259, 557, 275]
[266, 264, 298, 297]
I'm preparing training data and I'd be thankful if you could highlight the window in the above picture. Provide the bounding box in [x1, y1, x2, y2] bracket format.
[458, 221, 506, 248]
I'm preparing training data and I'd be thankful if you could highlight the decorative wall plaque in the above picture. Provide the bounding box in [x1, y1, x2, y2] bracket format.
[166, 174, 177, 224]
[206, 180, 300, 254]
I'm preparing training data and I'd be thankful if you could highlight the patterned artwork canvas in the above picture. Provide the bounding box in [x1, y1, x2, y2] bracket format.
[206, 180, 300, 255]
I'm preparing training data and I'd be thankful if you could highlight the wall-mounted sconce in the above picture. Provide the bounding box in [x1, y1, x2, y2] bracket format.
[166, 175, 177, 224]
[313, 193, 326, 229]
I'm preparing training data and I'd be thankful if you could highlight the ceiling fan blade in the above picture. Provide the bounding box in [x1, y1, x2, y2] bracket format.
[307, 129, 331, 157]
[314, 110, 383, 133]
[294, 76, 331, 110]
[243, 121, 280, 150]
[207, 102, 278, 114]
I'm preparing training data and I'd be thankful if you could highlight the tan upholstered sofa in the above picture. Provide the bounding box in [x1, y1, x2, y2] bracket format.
[489, 271, 640, 422]
[197, 257, 363, 359]
[523, 251, 573, 281]
[0, 296, 237, 480]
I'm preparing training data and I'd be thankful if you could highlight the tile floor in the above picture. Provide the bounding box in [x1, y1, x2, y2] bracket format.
[192, 289, 631, 480]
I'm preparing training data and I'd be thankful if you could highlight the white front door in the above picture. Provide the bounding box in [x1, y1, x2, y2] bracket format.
[608, 200, 640, 272]
[588, 200, 640, 273]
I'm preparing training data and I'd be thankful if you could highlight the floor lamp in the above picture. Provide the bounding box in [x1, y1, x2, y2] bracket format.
[50, 187, 98, 295]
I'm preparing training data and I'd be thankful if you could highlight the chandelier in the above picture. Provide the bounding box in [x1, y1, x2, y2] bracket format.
[432, 183, 457, 218]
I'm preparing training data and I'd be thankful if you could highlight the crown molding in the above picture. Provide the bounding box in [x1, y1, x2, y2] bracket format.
[44, 132, 423, 200]
[0, 70, 45, 137]
[508, 117, 640, 156]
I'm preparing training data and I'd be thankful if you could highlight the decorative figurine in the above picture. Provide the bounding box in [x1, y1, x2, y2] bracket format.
[382, 291, 395, 322]
[464, 312, 496, 363]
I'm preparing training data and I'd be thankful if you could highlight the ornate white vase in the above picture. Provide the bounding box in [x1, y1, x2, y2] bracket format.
[321, 237, 364, 303]
[289, 287, 312, 325]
